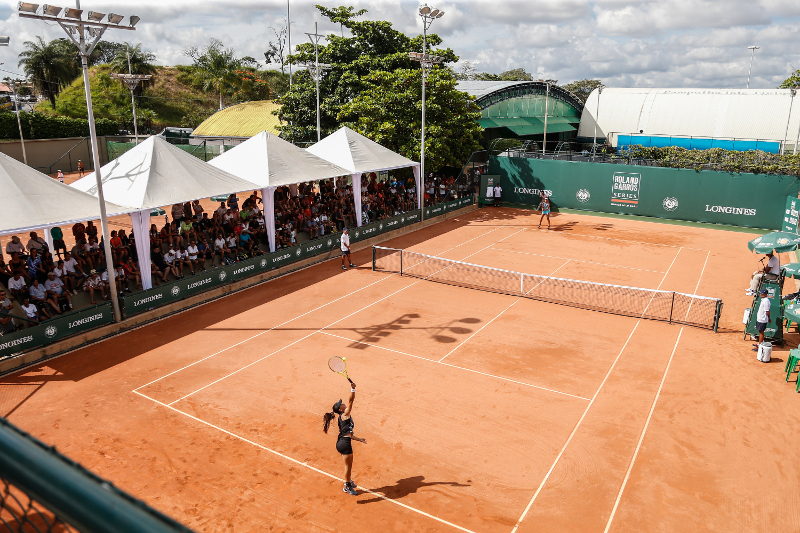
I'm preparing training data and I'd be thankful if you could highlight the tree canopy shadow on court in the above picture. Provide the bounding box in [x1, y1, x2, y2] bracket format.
[356, 476, 470, 504]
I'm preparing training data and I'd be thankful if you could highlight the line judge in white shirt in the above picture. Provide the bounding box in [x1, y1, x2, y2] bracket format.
[341, 228, 356, 270]
[493, 184, 502, 207]
[747, 251, 780, 295]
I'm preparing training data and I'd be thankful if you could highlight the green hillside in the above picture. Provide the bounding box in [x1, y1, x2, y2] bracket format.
[35, 65, 221, 131]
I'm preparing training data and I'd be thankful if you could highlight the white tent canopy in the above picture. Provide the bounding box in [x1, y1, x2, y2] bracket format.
[306, 127, 421, 226]
[0, 150, 128, 237]
[209, 130, 351, 252]
[71, 135, 262, 290]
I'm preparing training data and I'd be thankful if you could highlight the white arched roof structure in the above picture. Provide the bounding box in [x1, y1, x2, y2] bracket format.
[578, 88, 800, 153]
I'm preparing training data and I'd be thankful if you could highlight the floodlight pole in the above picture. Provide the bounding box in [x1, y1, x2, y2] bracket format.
[782, 88, 796, 156]
[111, 48, 151, 145]
[593, 85, 604, 158]
[287, 0, 292, 88]
[305, 23, 328, 142]
[416, 6, 444, 221]
[747, 46, 759, 89]
[20, 2, 138, 324]
[542, 82, 549, 156]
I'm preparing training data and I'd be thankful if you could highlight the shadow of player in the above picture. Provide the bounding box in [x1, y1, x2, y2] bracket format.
[357, 475, 470, 504]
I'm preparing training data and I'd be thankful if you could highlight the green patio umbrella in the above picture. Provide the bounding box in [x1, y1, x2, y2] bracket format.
[747, 231, 800, 254]
[150, 207, 165, 217]
[781, 263, 800, 279]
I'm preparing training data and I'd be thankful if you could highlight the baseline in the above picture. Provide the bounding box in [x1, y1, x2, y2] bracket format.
[133, 391, 476, 533]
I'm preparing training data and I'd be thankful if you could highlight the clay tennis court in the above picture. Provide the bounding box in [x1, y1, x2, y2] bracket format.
[2, 208, 799, 533]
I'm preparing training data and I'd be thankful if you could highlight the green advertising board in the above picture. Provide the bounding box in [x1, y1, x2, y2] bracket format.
[781, 196, 799, 234]
[490, 156, 800, 229]
[0, 303, 113, 358]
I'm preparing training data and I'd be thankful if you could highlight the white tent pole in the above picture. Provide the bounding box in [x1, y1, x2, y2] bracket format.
[351, 173, 362, 227]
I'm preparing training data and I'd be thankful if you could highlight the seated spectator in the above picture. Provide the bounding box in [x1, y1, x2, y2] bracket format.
[186, 241, 202, 274]
[149, 224, 161, 247]
[45, 271, 72, 310]
[176, 246, 193, 275]
[110, 230, 127, 263]
[21, 297, 45, 325]
[0, 254, 11, 287]
[170, 220, 183, 249]
[5, 235, 26, 258]
[183, 200, 193, 222]
[214, 201, 227, 224]
[40, 251, 55, 277]
[63, 252, 86, 292]
[238, 232, 256, 256]
[70, 239, 90, 270]
[227, 193, 239, 211]
[8, 273, 27, 302]
[180, 217, 196, 245]
[226, 234, 239, 258]
[159, 222, 172, 249]
[198, 213, 215, 240]
[8, 252, 27, 281]
[214, 235, 232, 265]
[150, 246, 170, 284]
[195, 238, 213, 269]
[29, 279, 59, 316]
[26, 231, 48, 254]
[0, 290, 16, 333]
[84, 270, 108, 304]
[163, 245, 182, 279]
[50, 226, 67, 260]
[120, 258, 141, 290]
[101, 264, 127, 295]
[84, 237, 101, 270]
[26, 249, 46, 283]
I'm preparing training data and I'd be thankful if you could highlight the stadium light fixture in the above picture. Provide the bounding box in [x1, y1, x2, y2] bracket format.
[747, 45, 759, 89]
[19, 3, 139, 323]
[304, 22, 332, 142]
[0, 36, 9, 46]
[18, 3, 39, 13]
[414, 5, 444, 220]
[107, 13, 123, 24]
[110, 45, 153, 145]
[42, 5, 62, 15]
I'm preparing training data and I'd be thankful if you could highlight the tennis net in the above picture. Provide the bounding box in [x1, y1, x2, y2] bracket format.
[372, 246, 722, 331]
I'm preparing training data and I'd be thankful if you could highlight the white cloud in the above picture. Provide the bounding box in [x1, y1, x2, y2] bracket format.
[0, 0, 797, 89]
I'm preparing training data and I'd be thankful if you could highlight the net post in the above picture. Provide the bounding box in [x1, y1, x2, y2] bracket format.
[372, 246, 375, 272]
[669, 292, 675, 324]
[400, 250, 403, 276]
[713, 300, 722, 332]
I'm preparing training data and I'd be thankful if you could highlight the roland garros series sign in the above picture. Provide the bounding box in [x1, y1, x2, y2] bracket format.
[611, 172, 641, 208]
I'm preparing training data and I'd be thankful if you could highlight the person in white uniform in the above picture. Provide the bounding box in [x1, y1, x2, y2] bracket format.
[753, 288, 772, 350]
[341, 228, 356, 270]
[748, 251, 780, 295]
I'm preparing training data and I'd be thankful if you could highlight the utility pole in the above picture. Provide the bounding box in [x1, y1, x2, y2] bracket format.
[304, 23, 331, 142]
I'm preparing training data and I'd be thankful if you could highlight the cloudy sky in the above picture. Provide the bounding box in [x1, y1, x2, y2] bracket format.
[2, 0, 799, 89]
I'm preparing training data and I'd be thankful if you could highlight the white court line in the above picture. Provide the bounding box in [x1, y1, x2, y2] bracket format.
[498, 225, 710, 252]
[490, 247, 666, 273]
[682, 250, 711, 322]
[135, 225, 507, 393]
[133, 391, 476, 533]
[510, 321, 642, 533]
[437, 259, 572, 364]
[165, 228, 524, 405]
[319, 331, 590, 402]
[134, 274, 395, 392]
[602, 327, 684, 533]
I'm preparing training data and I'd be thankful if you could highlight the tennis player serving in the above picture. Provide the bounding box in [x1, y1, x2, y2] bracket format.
[323, 381, 366, 496]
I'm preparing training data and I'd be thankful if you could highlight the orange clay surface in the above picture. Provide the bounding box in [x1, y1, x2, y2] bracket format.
[2, 208, 800, 533]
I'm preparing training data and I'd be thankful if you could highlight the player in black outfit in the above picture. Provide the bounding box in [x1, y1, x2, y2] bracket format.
[323, 382, 366, 496]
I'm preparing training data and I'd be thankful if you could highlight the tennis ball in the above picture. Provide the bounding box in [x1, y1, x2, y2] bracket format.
[342, 357, 346, 361]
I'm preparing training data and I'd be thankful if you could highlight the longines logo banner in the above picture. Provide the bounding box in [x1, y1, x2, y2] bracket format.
[611, 172, 641, 208]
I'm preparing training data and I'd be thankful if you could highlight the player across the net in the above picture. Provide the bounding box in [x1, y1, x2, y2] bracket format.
[372, 246, 723, 331]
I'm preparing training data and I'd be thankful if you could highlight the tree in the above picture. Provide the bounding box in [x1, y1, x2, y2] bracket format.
[562, 79, 603, 103]
[278, 5, 457, 143]
[110, 43, 157, 76]
[315, 5, 367, 36]
[18, 37, 75, 107]
[264, 20, 288, 74]
[89, 41, 127, 65]
[184, 39, 253, 110]
[454, 61, 478, 80]
[339, 67, 482, 172]
[779, 69, 800, 89]
[232, 70, 273, 102]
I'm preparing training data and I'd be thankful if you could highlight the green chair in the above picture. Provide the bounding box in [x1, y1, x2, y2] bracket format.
[787, 349, 800, 382]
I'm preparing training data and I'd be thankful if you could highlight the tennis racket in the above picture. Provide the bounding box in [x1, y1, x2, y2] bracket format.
[328, 356, 353, 385]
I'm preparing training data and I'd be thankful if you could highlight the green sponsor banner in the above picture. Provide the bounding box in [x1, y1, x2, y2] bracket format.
[425, 198, 468, 218]
[782, 196, 799, 233]
[0, 303, 113, 358]
[490, 156, 800, 229]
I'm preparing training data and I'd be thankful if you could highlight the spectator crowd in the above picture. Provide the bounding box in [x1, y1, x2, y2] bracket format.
[0, 172, 471, 334]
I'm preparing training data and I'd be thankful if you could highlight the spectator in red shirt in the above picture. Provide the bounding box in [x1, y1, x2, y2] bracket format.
[72, 221, 86, 244]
